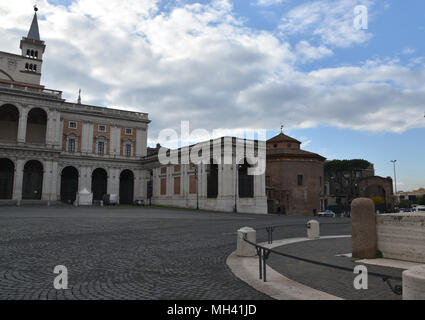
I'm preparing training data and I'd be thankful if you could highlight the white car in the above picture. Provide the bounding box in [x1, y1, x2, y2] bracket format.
[318, 210, 336, 217]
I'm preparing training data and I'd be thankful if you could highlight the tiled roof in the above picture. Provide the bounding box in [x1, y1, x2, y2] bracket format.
[267, 132, 301, 144]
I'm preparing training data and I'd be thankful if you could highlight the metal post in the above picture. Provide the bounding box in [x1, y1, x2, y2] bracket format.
[195, 166, 199, 210]
[256, 247, 262, 280]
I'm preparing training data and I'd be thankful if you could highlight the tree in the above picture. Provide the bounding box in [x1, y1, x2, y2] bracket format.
[398, 200, 411, 208]
[416, 195, 425, 205]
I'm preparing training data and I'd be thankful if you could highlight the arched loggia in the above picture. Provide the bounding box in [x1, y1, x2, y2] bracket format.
[0, 158, 14, 199]
[119, 170, 134, 204]
[22, 160, 43, 200]
[60, 166, 79, 204]
[91, 168, 108, 201]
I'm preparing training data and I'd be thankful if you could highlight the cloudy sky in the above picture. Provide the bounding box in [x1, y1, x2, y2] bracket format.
[1, 0, 424, 191]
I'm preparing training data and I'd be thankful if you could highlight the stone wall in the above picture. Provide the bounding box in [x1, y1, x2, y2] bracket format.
[376, 213, 425, 263]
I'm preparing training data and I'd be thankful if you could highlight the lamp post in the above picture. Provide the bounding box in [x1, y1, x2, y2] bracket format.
[234, 164, 239, 213]
[195, 165, 199, 210]
[390, 160, 398, 195]
[390, 160, 398, 207]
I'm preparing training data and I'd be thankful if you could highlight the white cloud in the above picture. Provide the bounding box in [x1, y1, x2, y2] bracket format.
[279, 0, 373, 48]
[0, 0, 424, 142]
[257, 0, 285, 6]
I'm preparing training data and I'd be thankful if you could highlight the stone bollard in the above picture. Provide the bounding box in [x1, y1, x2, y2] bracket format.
[307, 220, 320, 239]
[236, 227, 257, 257]
[351, 198, 377, 259]
[403, 265, 425, 300]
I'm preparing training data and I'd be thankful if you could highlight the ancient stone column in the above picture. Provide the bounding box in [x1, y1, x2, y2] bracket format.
[351, 198, 377, 259]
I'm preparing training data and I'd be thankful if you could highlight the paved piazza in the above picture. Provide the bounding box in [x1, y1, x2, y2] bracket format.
[0, 206, 351, 300]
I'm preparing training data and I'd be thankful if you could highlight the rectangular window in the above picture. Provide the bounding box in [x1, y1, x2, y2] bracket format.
[98, 125, 106, 132]
[189, 175, 197, 194]
[125, 128, 133, 135]
[98, 141, 105, 155]
[69, 121, 77, 129]
[174, 177, 181, 195]
[68, 139, 76, 153]
[125, 144, 132, 157]
[160, 178, 166, 195]
[297, 175, 303, 186]
[161, 167, 167, 174]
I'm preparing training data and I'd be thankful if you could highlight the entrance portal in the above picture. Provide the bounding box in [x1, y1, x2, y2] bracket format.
[22, 160, 43, 200]
[60, 166, 79, 204]
[0, 158, 14, 199]
[119, 170, 134, 204]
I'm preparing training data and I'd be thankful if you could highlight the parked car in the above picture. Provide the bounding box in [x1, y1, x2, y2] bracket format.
[102, 194, 118, 205]
[414, 206, 425, 212]
[318, 209, 336, 217]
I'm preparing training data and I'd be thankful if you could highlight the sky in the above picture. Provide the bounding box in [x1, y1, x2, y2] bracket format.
[0, 0, 424, 191]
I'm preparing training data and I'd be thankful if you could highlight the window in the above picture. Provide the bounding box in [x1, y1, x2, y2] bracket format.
[25, 63, 29, 70]
[98, 125, 106, 132]
[238, 160, 254, 198]
[33, 65, 37, 72]
[97, 141, 105, 155]
[297, 175, 303, 186]
[125, 128, 133, 135]
[160, 178, 166, 195]
[68, 138, 76, 153]
[274, 144, 277, 148]
[125, 144, 132, 157]
[69, 121, 77, 129]
[287, 143, 291, 148]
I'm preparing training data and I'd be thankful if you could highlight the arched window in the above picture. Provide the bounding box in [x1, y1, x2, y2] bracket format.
[33, 65, 37, 72]
[30, 50, 34, 57]
[29, 64, 33, 71]
[25, 63, 29, 70]
[26, 49, 30, 57]
[35, 51, 38, 58]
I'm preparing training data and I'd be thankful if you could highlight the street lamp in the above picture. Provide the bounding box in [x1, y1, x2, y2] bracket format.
[390, 160, 398, 195]
[195, 165, 199, 210]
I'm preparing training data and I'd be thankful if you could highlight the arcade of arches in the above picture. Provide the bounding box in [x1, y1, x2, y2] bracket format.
[0, 104, 47, 145]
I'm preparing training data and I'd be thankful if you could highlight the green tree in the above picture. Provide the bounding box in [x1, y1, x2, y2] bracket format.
[416, 195, 425, 205]
[398, 200, 411, 208]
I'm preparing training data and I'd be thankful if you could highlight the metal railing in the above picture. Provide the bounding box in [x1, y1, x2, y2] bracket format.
[256, 222, 352, 244]
[242, 233, 403, 296]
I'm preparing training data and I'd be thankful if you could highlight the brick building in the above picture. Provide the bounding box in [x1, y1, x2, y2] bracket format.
[266, 132, 326, 216]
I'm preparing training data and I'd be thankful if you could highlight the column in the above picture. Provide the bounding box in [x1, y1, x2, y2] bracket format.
[17, 107, 28, 144]
[12, 159, 25, 201]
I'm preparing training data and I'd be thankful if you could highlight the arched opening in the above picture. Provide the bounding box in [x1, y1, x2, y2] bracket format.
[22, 160, 43, 200]
[239, 159, 254, 198]
[207, 162, 218, 198]
[0, 104, 19, 142]
[26, 108, 47, 144]
[60, 166, 79, 204]
[119, 170, 134, 204]
[91, 168, 107, 201]
[0, 158, 14, 199]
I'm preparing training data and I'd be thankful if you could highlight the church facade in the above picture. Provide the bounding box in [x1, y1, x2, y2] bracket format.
[0, 9, 150, 205]
[0, 9, 267, 214]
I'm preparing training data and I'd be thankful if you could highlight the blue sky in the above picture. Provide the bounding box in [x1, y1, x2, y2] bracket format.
[1, 0, 424, 190]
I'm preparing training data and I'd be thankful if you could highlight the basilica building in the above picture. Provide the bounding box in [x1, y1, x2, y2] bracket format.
[0, 9, 150, 205]
[0, 9, 267, 214]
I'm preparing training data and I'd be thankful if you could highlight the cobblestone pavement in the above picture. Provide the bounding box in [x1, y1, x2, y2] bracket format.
[0, 206, 351, 300]
[267, 237, 403, 300]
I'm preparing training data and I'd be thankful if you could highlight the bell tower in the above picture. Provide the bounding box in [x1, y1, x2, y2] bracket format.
[19, 5, 46, 85]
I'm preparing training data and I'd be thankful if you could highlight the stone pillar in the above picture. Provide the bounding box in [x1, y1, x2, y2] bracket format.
[403, 265, 425, 300]
[307, 220, 320, 239]
[236, 227, 257, 257]
[12, 159, 25, 202]
[17, 107, 28, 144]
[351, 198, 377, 259]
